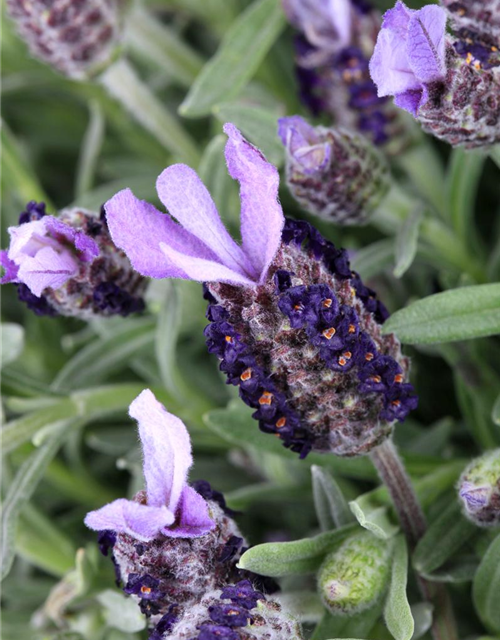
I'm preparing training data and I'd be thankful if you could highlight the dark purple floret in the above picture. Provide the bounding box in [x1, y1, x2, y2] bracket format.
[191, 480, 239, 517]
[274, 269, 293, 293]
[93, 282, 145, 316]
[198, 624, 239, 640]
[220, 581, 264, 610]
[17, 283, 58, 316]
[208, 604, 252, 627]
[18, 200, 46, 225]
[97, 529, 116, 556]
[124, 573, 163, 600]
[381, 384, 419, 422]
[218, 536, 244, 563]
[149, 604, 180, 640]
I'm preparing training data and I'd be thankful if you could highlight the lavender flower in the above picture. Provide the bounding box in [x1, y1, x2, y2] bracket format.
[85, 390, 245, 622]
[0, 203, 146, 318]
[441, 0, 500, 42]
[458, 449, 500, 527]
[6, 0, 121, 80]
[279, 116, 390, 226]
[282, 0, 409, 149]
[369, 1, 500, 148]
[153, 581, 303, 640]
[104, 125, 417, 458]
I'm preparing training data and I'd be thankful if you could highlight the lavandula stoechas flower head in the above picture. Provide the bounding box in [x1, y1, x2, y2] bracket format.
[458, 449, 500, 527]
[151, 581, 303, 640]
[369, 1, 500, 148]
[85, 390, 246, 624]
[0, 203, 146, 318]
[104, 124, 417, 459]
[441, 0, 500, 43]
[279, 116, 390, 226]
[282, 0, 409, 149]
[6, 0, 122, 80]
[318, 532, 392, 615]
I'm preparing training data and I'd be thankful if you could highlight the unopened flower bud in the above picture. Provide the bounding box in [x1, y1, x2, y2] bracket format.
[85, 391, 245, 627]
[0, 202, 146, 318]
[6, 0, 122, 80]
[458, 449, 500, 527]
[105, 124, 418, 459]
[370, 1, 500, 148]
[279, 116, 390, 226]
[152, 582, 303, 640]
[317, 532, 392, 615]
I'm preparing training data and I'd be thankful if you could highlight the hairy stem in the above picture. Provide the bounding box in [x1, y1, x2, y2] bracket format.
[370, 439, 458, 640]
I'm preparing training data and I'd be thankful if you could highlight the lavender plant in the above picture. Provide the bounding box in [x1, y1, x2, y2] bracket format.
[2, 2, 500, 640]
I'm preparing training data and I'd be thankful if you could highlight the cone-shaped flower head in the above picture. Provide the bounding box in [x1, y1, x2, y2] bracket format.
[85, 390, 246, 620]
[151, 581, 303, 640]
[458, 449, 500, 527]
[441, 0, 500, 42]
[105, 125, 417, 459]
[282, 0, 410, 149]
[0, 203, 146, 318]
[317, 532, 392, 615]
[370, 1, 500, 148]
[279, 116, 390, 226]
[6, 0, 122, 80]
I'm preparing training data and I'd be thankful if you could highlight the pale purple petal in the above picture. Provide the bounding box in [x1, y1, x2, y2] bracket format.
[160, 243, 256, 286]
[156, 165, 253, 278]
[223, 123, 284, 284]
[0, 251, 19, 284]
[17, 246, 79, 296]
[105, 189, 220, 279]
[459, 482, 491, 512]
[327, 0, 352, 48]
[369, 27, 421, 97]
[44, 216, 99, 262]
[7, 219, 59, 261]
[162, 486, 215, 538]
[382, 1, 413, 33]
[84, 499, 175, 541]
[278, 116, 321, 151]
[128, 389, 192, 513]
[407, 5, 447, 83]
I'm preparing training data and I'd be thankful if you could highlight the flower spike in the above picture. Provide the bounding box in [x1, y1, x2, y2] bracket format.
[85, 389, 214, 540]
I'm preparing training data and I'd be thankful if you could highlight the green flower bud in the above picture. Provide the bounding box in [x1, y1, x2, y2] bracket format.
[458, 449, 500, 528]
[317, 532, 392, 615]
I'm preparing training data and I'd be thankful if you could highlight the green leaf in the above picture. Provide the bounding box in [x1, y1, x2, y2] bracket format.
[180, 0, 285, 117]
[413, 500, 477, 575]
[349, 493, 399, 540]
[384, 536, 414, 640]
[393, 207, 423, 278]
[203, 401, 377, 480]
[410, 603, 433, 640]
[237, 523, 357, 577]
[446, 148, 486, 247]
[75, 99, 104, 198]
[423, 555, 478, 583]
[213, 101, 284, 166]
[199, 135, 237, 218]
[473, 532, 500, 633]
[492, 393, 500, 426]
[382, 284, 500, 344]
[51, 318, 155, 391]
[1, 323, 25, 368]
[155, 281, 182, 396]
[311, 465, 354, 531]
[350, 239, 394, 281]
[97, 590, 147, 633]
[1, 424, 67, 580]
[312, 603, 383, 640]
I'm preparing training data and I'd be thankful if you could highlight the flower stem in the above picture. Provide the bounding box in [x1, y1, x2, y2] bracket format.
[370, 439, 458, 640]
[99, 59, 200, 166]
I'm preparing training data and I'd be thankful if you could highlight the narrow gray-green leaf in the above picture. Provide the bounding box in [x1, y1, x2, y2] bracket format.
[410, 603, 433, 640]
[97, 590, 147, 633]
[384, 536, 414, 640]
[1, 425, 66, 580]
[237, 523, 357, 577]
[473, 532, 500, 633]
[180, 0, 285, 117]
[75, 99, 104, 198]
[1, 323, 25, 368]
[382, 284, 500, 344]
[349, 493, 399, 540]
[422, 556, 478, 583]
[492, 393, 500, 426]
[413, 500, 476, 575]
[51, 318, 155, 391]
[311, 465, 354, 531]
[213, 102, 284, 166]
[155, 281, 182, 395]
[351, 239, 394, 281]
[393, 207, 423, 278]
